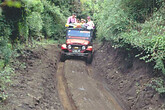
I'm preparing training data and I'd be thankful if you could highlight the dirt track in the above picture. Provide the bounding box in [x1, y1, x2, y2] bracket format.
[57, 60, 123, 110]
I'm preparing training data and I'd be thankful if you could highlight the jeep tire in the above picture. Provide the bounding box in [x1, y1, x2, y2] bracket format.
[86, 53, 93, 64]
[60, 53, 66, 62]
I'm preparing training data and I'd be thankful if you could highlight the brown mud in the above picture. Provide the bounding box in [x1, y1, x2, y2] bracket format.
[61, 60, 122, 110]
[56, 62, 77, 110]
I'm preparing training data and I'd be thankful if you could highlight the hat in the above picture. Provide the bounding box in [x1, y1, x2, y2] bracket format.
[87, 16, 91, 19]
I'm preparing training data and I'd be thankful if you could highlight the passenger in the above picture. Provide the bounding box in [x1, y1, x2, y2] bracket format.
[84, 19, 87, 24]
[67, 13, 77, 24]
[87, 16, 94, 29]
[81, 19, 85, 24]
[76, 19, 80, 23]
[75, 19, 82, 28]
[81, 19, 87, 28]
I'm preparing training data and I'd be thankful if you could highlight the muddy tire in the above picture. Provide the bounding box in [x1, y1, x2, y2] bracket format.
[60, 53, 66, 62]
[86, 53, 93, 64]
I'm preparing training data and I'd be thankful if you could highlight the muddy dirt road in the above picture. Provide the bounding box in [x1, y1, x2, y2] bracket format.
[1, 44, 123, 110]
[57, 60, 123, 110]
[2, 43, 163, 110]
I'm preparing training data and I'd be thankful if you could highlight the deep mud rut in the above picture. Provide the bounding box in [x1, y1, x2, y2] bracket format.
[56, 60, 123, 110]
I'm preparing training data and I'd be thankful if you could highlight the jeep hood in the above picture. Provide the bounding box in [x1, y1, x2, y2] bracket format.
[66, 39, 89, 45]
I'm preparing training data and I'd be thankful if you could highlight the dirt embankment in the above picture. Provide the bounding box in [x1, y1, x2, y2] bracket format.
[1, 45, 63, 110]
[93, 42, 165, 110]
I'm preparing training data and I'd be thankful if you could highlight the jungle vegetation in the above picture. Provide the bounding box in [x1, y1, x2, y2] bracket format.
[94, 0, 165, 95]
[95, 0, 165, 74]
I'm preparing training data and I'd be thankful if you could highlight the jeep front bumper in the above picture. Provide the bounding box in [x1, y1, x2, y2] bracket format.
[62, 52, 89, 57]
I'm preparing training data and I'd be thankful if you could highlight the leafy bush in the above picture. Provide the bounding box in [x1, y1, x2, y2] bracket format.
[41, 0, 66, 39]
[0, 66, 14, 101]
[27, 12, 43, 37]
[0, 39, 12, 67]
[148, 78, 165, 96]
[95, 0, 165, 74]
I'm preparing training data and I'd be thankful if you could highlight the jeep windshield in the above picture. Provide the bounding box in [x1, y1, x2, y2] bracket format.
[67, 30, 91, 37]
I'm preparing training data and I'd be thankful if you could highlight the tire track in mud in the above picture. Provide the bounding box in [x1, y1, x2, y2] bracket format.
[56, 62, 77, 110]
[87, 65, 123, 110]
[57, 60, 123, 110]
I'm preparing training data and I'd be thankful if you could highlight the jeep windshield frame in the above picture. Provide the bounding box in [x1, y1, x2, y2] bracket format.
[66, 28, 93, 39]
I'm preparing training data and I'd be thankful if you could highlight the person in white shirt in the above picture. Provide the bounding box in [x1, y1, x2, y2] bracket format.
[87, 16, 94, 29]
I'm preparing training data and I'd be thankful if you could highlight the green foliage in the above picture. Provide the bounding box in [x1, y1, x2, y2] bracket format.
[120, 0, 163, 22]
[95, 0, 165, 74]
[6, 0, 21, 8]
[22, 0, 44, 13]
[79, 0, 95, 18]
[148, 78, 165, 96]
[0, 38, 12, 102]
[41, 0, 66, 39]
[18, 20, 29, 42]
[0, 0, 75, 102]
[0, 8, 2, 15]
[0, 39, 12, 66]
[0, 15, 12, 39]
[27, 12, 43, 37]
[0, 0, 75, 66]
[0, 0, 68, 43]
[0, 66, 14, 101]
[96, 0, 129, 41]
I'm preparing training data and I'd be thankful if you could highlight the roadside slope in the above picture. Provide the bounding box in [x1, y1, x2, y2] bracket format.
[93, 42, 165, 110]
[1, 44, 63, 110]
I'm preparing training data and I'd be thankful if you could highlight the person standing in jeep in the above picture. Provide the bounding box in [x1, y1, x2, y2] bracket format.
[67, 13, 77, 24]
[87, 16, 94, 29]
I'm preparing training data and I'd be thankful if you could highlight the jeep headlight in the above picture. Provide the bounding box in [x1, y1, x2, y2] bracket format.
[68, 45, 72, 49]
[82, 46, 86, 50]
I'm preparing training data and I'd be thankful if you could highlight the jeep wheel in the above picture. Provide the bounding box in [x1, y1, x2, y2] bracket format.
[60, 53, 66, 62]
[86, 53, 93, 64]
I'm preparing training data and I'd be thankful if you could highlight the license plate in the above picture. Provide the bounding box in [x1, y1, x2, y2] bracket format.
[73, 50, 80, 53]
